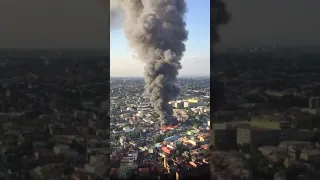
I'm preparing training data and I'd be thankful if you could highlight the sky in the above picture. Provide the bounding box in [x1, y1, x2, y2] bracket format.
[219, 0, 320, 48]
[110, 0, 210, 77]
[0, 0, 108, 49]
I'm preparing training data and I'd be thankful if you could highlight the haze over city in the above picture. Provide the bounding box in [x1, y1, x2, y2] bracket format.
[110, 0, 210, 77]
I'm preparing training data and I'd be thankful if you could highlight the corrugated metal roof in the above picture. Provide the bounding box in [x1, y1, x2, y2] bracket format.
[164, 135, 179, 141]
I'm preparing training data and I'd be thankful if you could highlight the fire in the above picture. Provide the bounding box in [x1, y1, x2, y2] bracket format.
[160, 125, 178, 131]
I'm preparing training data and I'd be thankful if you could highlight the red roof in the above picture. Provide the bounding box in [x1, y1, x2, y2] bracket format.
[162, 147, 171, 154]
[160, 125, 178, 130]
[202, 145, 209, 150]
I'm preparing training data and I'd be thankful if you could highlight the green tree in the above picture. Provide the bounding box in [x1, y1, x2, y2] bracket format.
[192, 120, 199, 127]
[201, 149, 210, 155]
[153, 135, 164, 143]
[171, 154, 177, 159]
[166, 132, 173, 138]
[114, 135, 120, 141]
[129, 132, 140, 138]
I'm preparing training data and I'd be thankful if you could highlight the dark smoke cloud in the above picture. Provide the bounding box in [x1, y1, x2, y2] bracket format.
[211, 0, 230, 114]
[211, 0, 231, 45]
[113, 0, 188, 125]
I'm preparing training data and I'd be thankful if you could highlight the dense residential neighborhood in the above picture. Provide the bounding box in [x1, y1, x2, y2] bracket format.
[0, 50, 109, 180]
[210, 49, 320, 180]
[110, 77, 211, 179]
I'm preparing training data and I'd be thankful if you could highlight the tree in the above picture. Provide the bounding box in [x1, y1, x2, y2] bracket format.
[192, 120, 200, 128]
[128, 132, 140, 138]
[114, 135, 120, 141]
[165, 132, 173, 138]
[171, 154, 177, 159]
[198, 114, 204, 120]
[153, 135, 164, 143]
[201, 149, 210, 155]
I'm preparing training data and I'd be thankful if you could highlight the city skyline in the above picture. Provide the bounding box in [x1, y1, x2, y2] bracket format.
[110, 0, 210, 77]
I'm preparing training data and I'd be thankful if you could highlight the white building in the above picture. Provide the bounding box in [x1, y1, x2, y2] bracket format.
[128, 151, 138, 161]
[120, 136, 126, 146]
[123, 127, 134, 133]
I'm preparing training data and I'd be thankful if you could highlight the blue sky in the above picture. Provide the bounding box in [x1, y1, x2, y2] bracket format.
[110, 0, 210, 77]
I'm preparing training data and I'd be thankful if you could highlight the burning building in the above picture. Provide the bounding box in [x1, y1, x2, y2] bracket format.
[110, 0, 188, 125]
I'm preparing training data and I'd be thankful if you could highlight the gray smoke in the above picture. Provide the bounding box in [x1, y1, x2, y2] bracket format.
[110, 0, 123, 29]
[212, 0, 230, 45]
[112, 0, 188, 125]
[211, 0, 230, 114]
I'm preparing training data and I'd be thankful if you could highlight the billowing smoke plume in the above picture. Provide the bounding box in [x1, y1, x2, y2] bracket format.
[111, 0, 188, 125]
[110, 0, 123, 28]
[211, 0, 230, 45]
[211, 0, 230, 114]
